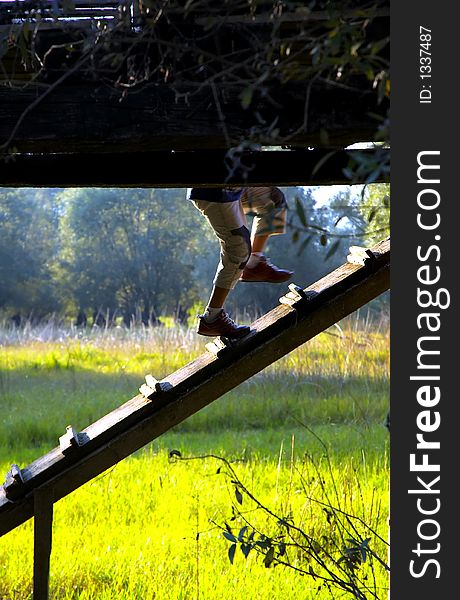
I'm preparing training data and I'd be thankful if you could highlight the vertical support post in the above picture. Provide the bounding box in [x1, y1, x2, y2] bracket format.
[33, 487, 54, 600]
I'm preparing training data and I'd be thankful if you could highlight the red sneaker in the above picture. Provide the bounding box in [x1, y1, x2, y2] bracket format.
[240, 256, 293, 283]
[197, 310, 250, 339]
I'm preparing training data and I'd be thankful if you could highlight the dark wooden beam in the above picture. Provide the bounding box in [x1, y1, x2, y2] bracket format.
[0, 80, 388, 154]
[0, 238, 390, 537]
[1, 148, 389, 187]
[196, 7, 390, 26]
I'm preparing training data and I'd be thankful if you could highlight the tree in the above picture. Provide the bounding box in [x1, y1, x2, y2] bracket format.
[288, 183, 389, 250]
[359, 184, 390, 245]
[0, 184, 389, 321]
[0, 188, 62, 318]
[58, 188, 215, 323]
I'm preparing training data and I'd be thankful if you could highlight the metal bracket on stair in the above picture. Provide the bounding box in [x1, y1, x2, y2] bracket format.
[2, 464, 25, 499]
[347, 245, 377, 267]
[59, 426, 88, 455]
[139, 374, 173, 399]
[205, 335, 238, 356]
[279, 283, 317, 309]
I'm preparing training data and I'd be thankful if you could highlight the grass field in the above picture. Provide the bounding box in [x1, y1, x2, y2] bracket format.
[0, 314, 389, 599]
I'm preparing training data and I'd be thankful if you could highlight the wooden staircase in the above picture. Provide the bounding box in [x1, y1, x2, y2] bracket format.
[0, 237, 390, 599]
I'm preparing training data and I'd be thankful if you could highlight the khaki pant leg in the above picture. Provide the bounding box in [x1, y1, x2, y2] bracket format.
[241, 187, 287, 237]
[192, 199, 251, 290]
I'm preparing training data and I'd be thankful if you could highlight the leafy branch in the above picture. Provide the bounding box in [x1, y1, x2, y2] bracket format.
[1, 0, 389, 160]
[169, 438, 389, 600]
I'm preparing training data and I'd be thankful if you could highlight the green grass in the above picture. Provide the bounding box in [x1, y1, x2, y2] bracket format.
[0, 316, 389, 599]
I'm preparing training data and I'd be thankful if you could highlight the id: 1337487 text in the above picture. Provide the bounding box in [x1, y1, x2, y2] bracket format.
[419, 26, 432, 104]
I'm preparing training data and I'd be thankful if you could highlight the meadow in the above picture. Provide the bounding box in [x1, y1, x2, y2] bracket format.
[0, 313, 389, 599]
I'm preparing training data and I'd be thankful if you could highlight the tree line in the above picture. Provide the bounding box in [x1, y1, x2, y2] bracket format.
[0, 185, 389, 326]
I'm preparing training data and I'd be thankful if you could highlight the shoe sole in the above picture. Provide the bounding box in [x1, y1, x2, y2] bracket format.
[197, 329, 250, 339]
[239, 276, 292, 283]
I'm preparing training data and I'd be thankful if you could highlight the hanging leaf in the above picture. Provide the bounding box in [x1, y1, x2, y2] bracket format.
[368, 207, 377, 223]
[308, 223, 328, 233]
[223, 531, 237, 543]
[295, 197, 307, 227]
[228, 543, 237, 564]
[312, 150, 336, 176]
[351, 41, 362, 56]
[296, 235, 313, 256]
[185, 0, 197, 11]
[365, 168, 381, 185]
[264, 545, 275, 568]
[325, 239, 340, 260]
[319, 128, 330, 146]
[239, 87, 253, 110]
[62, 0, 76, 12]
[0, 35, 8, 60]
[360, 538, 371, 562]
[371, 37, 390, 55]
[235, 486, 243, 505]
[342, 167, 354, 180]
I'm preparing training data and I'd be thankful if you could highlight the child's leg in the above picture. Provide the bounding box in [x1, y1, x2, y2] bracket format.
[238, 187, 292, 282]
[241, 187, 288, 244]
[192, 199, 251, 293]
[192, 198, 252, 338]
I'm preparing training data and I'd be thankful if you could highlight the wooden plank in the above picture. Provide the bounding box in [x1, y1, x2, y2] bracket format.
[195, 8, 390, 26]
[0, 238, 389, 536]
[0, 81, 388, 154]
[0, 148, 389, 187]
[35, 10, 119, 17]
[33, 487, 54, 600]
[0, 0, 120, 6]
